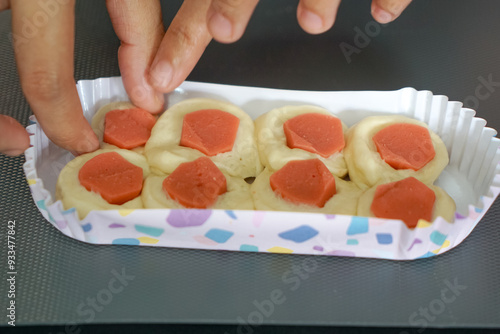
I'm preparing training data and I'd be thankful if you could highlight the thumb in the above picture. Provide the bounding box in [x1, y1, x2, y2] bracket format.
[0, 115, 30, 156]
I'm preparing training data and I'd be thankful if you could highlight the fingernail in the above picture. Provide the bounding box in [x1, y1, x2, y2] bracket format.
[74, 134, 99, 155]
[300, 9, 324, 33]
[372, 7, 393, 24]
[151, 60, 173, 90]
[208, 12, 233, 41]
[86, 134, 99, 150]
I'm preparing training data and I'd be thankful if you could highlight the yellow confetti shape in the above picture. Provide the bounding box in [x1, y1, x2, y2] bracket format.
[137, 237, 159, 244]
[267, 246, 293, 254]
[118, 209, 134, 217]
[416, 219, 432, 229]
[432, 239, 451, 254]
[27, 179, 37, 185]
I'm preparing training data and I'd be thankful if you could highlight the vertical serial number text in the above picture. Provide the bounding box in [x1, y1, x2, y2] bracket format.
[7, 220, 16, 326]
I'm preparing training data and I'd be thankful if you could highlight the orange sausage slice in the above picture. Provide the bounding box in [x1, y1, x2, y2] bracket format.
[370, 177, 436, 228]
[270, 159, 336, 208]
[104, 108, 157, 149]
[163, 157, 227, 208]
[283, 113, 345, 158]
[78, 152, 144, 205]
[180, 109, 240, 156]
[372, 123, 435, 171]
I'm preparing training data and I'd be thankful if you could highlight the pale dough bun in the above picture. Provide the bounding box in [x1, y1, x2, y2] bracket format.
[254, 105, 348, 177]
[56, 149, 150, 219]
[344, 115, 449, 189]
[142, 174, 254, 210]
[145, 98, 262, 178]
[91, 101, 148, 154]
[250, 168, 361, 215]
[357, 181, 456, 224]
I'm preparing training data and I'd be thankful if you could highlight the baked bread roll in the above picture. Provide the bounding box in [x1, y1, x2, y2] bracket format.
[141, 157, 253, 210]
[145, 98, 262, 178]
[91, 101, 156, 154]
[251, 159, 361, 214]
[255, 105, 348, 177]
[344, 115, 449, 189]
[56, 149, 150, 219]
[357, 177, 456, 228]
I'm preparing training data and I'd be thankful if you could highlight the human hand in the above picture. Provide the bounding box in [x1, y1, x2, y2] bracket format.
[205, 0, 413, 41]
[143, 0, 412, 95]
[106, 0, 212, 108]
[1, 0, 213, 156]
[1, 0, 99, 156]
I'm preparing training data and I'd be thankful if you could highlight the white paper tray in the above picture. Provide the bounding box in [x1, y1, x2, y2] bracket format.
[23, 77, 500, 260]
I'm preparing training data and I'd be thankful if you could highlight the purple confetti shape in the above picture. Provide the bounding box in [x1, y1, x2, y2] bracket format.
[313, 246, 324, 252]
[455, 212, 466, 219]
[407, 238, 422, 251]
[55, 220, 67, 229]
[109, 223, 126, 228]
[167, 209, 212, 228]
[325, 214, 336, 220]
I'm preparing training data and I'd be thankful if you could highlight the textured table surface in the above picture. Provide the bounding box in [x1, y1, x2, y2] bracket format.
[1, 0, 500, 330]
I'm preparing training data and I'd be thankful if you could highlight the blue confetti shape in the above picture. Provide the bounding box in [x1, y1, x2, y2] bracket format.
[430, 231, 447, 246]
[35, 199, 56, 223]
[475, 206, 483, 213]
[347, 216, 369, 235]
[418, 252, 436, 259]
[36, 199, 47, 211]
[347, 239, 359, 245]
[240, 244, 258, 252]
[62, 208, 76, 215]
[278, 225, 319, 243]
[205, 228, 234, 243]
[134, 224, 164, 237]
[112, 238, 140, 245]
[82, 223, 92, 232]
[225, 210, 237, 219]
[376, 233, 393, 245]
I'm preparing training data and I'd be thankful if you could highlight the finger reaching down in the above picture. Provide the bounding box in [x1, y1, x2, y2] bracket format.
[296, 0, 342, 34]
[106, 0, 166, 113]
[149, 0, 213, 93]
[206, 0, 259, 43]
[11, 0, 99, 154]
[371, 0, 412, 24]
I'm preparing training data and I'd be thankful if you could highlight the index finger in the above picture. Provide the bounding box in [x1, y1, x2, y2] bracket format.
[371, 0, 412, 23]
[11, 0, 98, 154]
[149, 0, 212, 93]
[206, 0, 259, 43]
[106, 0, 165, 113]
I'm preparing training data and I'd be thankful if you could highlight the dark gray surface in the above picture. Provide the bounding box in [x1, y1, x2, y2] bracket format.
[1, 0, 500, 329]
